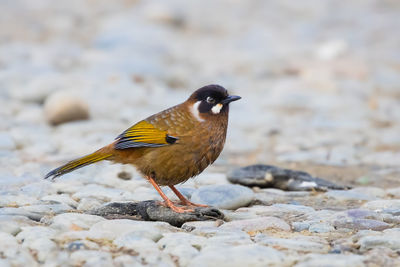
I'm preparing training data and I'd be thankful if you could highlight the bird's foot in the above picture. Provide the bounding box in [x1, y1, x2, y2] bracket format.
[160, 200, 194, 213]
[179, 200, 209, 208]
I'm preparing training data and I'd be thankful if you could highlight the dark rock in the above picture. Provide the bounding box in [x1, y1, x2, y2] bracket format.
[227, 164, 349, 191]
[90, 201, 224, 227]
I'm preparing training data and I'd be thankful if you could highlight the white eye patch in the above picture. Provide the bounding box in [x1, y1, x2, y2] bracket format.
[211, 103, 223, 114]
[190, 101, 205, 122]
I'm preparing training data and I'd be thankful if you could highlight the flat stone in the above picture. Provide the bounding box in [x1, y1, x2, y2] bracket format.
[190, 184, 254, 209]
[89, 219, 175, 241]
[309, 223, 334, 233]
[331, 209, 389, 231]
[0, 215, 37, 235]
[337, 219, 390, 231]
[295, 254, 365, 267]
[359, 235, 400, 251]
[41, 194, 79, 208]
[363, 200, 400, 212]
[50, 213, 106, 231]
[188, 244, 290, 267]
[231, 204, 314, 221]
[0, 207, 43, 221]
[115, 233, 175, 266]
[292, 221, 311, 232]
[255, 234, 330, 253]
[114, 233, 157, 250]
[76, 198, 103, 211]
[203, 231, 253, 248]
[16, 226, 57, 243]
[70, 250, 113, 267]
[219, 217, 291, 232]
[0, 194, 38, 207]
[325, 189, 376, 201]
[158, 232, 207, 250]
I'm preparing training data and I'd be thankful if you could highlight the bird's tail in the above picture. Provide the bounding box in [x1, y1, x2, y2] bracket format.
[45, 148, 113, 180]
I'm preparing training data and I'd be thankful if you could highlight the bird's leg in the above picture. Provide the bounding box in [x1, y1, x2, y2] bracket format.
[169, 185, 208, 208]
[146, 176, 193, 213]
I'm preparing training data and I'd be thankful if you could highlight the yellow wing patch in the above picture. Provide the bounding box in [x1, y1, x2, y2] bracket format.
[115, 120, 178, 149]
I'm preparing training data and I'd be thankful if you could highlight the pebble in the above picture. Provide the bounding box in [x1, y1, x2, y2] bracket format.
[325, 189, 376, 201]
[88, 219, 174, 241]
[44, 90, 90, 125]
[0, 194, 38, 207]
[255, 234, 329, 253]
[115, 234, 175, 266]
[220, 217, 291, 232]
[190, 184, 254, 209]
[358, 228, 400, 252]
[0, 215, 37, 235]
[295, 254, 365, 267]
[50, 213, 105, 231]
[362, 200, 400, 212]
[188, 244, 291, 267]
[41, 194, 79, 208]
[70, 250, 113, 267]
[331, 209, 390, 231]
[308, 223, 334, 233]
[76, 198, 103, 211]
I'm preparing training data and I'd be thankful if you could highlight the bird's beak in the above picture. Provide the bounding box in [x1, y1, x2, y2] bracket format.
[221, 95, 241, 104]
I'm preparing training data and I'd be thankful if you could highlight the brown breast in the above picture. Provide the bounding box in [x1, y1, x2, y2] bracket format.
[129, 103, 229, 185]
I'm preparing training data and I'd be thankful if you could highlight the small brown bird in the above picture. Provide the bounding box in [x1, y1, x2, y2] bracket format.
[45, 85, 241, 213]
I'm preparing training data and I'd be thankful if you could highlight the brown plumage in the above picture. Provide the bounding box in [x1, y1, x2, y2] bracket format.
[45, 85, 241, 212]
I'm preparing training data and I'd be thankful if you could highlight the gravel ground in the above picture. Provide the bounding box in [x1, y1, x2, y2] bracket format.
[1, 0, 400, 266]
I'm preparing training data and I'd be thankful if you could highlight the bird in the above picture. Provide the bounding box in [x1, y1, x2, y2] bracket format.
[45, 84, 241, 213]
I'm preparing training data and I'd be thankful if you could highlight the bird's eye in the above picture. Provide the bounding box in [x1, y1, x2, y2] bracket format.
[206, 96, 216, 104]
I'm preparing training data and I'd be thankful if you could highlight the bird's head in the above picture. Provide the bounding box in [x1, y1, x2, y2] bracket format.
[187, 85, 241, 122]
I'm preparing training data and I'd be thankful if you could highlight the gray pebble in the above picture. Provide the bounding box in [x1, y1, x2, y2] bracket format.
[363, 200, 400, 211]
[295, 254, 365, 267]
[0, 215, 37, 235]
[44, 90, 89, 126]
[220, 216, 291, 232]
[89, 219, 174, 241]
[292, 221, 311, 232]
[70, 250, 113, 267]
[309, 223, 334, 233]
[325, 189, 376, 201]
[50, 213, 105, 231]
[188, 244, 291, 267]
[255, 233, 329, 253]
[190, 184, 254, 209]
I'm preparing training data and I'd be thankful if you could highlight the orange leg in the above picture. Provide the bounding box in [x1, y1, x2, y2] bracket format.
[169, 185, 208, 208]
[146, 176, 193, 213]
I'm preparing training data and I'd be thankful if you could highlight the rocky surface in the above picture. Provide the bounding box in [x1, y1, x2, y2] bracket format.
[1, 0, 400, 266]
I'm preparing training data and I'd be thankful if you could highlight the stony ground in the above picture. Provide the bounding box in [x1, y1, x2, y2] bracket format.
[1, 0, 400, 266]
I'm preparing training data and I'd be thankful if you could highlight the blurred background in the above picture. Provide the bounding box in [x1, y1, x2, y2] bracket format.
[1, 0, 399, 187]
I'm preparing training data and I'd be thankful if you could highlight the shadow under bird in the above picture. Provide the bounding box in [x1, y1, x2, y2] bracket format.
[45, 84, 241, 213]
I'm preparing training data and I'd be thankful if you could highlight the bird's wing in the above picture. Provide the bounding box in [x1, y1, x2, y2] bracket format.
[114, 120, 178, 150]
